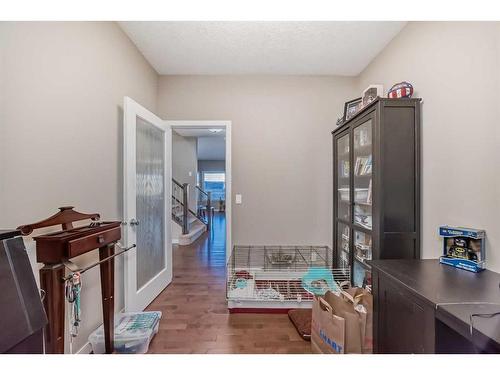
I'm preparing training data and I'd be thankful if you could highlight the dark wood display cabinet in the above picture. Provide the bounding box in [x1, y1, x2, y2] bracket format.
[332, 98, 421, 287]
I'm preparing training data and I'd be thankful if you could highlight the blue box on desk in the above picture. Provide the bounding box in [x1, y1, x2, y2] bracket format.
[439, 226, 485, 273]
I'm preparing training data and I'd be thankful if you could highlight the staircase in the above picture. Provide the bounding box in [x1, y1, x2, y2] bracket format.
[172, 178, 214, 245]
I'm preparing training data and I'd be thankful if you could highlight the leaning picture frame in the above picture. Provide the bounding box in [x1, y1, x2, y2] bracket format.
[362, 84, 384, 106]
[343, 97, 362, 122]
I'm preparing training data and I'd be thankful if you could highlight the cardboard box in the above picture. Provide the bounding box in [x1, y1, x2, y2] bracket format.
[439, 226, 485, 273]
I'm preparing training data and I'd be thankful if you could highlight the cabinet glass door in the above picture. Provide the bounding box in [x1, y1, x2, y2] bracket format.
[337, 222, 350, 269]
[336, 133, 350, 221]
[353, 259, 372, 288]
[353, 230, 372, 288]
[354, 230, 372, 264]
[353, 120, 373, 230]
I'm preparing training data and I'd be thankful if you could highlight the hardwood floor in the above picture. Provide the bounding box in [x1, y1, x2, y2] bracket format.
[146, 213, 312, 354]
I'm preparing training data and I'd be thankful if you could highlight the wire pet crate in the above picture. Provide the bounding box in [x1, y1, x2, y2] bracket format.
[226, 245, 350, 312]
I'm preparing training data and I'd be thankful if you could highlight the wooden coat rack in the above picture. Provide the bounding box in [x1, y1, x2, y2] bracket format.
[18, 206, 122, 354]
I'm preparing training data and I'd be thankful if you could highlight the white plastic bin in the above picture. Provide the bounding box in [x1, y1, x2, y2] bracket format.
[89, 311, 161, 354]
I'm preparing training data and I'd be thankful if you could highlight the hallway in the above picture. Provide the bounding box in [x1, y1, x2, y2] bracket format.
[146, 213, 311, 353]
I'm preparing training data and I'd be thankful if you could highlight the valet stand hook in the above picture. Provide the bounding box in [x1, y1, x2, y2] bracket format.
[62, 243, 136, 282]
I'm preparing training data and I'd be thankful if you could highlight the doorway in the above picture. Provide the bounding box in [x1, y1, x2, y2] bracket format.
[168, 121, 232, 261]
[123, 97, 232, 313]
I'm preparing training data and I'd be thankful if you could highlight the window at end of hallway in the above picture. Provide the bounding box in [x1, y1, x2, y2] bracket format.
[202, 172, 225, 201]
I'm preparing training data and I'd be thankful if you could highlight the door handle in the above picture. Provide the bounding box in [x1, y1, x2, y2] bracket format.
[129, 218, 140, 226]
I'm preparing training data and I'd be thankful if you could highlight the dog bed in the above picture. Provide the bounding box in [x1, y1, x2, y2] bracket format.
[288, 309, 312, 341]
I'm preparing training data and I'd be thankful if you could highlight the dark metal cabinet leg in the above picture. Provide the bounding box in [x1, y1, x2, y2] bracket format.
[99, 244, 115, 354]
[39, 264, 65, 354]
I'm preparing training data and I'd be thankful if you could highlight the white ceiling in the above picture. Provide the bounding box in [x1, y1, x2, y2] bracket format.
[119, 21, 406, 76]
[173, 127, 226, 137]
[197, 136, 225, 161]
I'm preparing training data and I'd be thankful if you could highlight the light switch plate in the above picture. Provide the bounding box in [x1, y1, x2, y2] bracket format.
[235, 194, 242, 204]
[188, 171, 192, 177]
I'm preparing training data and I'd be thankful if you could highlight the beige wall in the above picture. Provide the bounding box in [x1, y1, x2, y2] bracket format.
[172, 131, 198, 210]
[357, 22, 500, 272]
[157, 75, 357, 246]
[0, 22, 158, 352]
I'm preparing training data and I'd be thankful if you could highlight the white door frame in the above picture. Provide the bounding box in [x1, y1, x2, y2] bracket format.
[167, 120, 232, 260]
[123, 97, 172, 312]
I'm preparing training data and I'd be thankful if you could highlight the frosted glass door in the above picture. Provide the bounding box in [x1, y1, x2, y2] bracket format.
[124, 97, 172, 312]
[136, 117, 166, 289]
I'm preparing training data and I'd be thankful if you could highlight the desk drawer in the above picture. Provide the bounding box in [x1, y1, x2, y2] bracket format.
[67, 227, 121, 258]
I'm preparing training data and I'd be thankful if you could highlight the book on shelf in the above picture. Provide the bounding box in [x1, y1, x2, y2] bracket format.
[362, 155, 372, 175]
[355, 231, 372, 247]
[354, 155, 372, 176]
[354, 156, 366, 175]
[354, 215, 372, 230]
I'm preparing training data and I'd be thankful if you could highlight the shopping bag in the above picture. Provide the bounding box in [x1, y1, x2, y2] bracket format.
[322, 290, 363, 353]
[342, 287, 373, 353]
[311, 295, 345, 354]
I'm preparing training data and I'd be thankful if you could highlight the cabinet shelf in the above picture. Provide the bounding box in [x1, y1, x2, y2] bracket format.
[352, 223, 373, 233]
[354, 201, 372, 206]
[354, 141, 372, 147]
[354, 222, 372, 231]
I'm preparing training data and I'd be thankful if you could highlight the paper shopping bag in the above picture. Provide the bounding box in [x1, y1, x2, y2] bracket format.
[311, 295, 345, 354]
[322, 290, 363, 353]
[343, 287, 373, 353]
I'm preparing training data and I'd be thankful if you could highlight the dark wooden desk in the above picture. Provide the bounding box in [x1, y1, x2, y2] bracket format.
[369, 259, 500, 353]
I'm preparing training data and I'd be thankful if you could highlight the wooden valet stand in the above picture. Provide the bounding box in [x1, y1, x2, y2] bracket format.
[18, 207, 122, 354]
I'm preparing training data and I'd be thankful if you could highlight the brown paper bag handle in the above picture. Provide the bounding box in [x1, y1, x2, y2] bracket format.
[317, 296, 333, 313]
[340, 289, 363, 306]
[339, 280, 351, 289]
[340, 280, 372, 296]
[338, 280, 367, 305]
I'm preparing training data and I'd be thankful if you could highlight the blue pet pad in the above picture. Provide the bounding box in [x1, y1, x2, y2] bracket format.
[301, 267, 339, 295]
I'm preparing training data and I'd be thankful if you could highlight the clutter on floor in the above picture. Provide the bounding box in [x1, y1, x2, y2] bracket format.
[311, 287, 373, 354]
[89, 311, 162, 354]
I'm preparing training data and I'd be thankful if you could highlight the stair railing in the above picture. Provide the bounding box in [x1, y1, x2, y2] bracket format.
[195, 185, 213, 231]
[172, 178, 190, 234]
[181, 182, 189, 235]
[172, 178, 213, 235]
